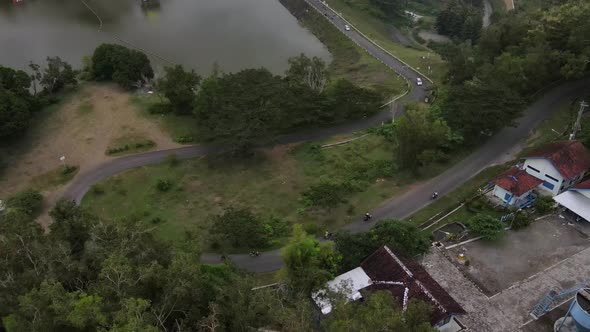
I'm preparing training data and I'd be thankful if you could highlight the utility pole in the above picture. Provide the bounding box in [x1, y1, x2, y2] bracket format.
[570, 101, 589, 140]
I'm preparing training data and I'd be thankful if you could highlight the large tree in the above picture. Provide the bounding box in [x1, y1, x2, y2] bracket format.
[281, 224, 340, 293]
[41, 56, 77, 94]
[157, 64, 201, 114]
[91, 44, 154, 89]
[394, 103, 451, 170]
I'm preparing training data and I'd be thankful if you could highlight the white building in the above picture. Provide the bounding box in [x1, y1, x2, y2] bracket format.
[521, 141, 590, 196]
[492, 167, 542, 207]
[554, 179, 590, 222]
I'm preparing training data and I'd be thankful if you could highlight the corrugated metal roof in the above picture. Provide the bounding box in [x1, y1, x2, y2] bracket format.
[554, 191, 590, 221]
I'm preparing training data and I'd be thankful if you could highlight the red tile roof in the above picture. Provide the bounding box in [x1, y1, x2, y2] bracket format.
[360, 246, 465, 325]
[493, 167, 543, 196]
[573, 179, 590, 190]
[525, 141, 590, 180]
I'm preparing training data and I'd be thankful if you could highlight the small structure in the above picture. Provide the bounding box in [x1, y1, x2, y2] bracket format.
[554, 289, 590, 332]
[492, 167, 542, 207]
[554, 179, 590, 222]
[312, 246, 466, 331]
[522, 141, 590, 196]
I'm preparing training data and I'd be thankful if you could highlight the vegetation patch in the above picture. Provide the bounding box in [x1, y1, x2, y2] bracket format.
[29, 165, 79, 191]
[106, 135, 156, 156]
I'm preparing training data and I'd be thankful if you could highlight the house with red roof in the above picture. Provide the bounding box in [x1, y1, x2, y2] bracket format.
[521, 141, 590, 196]
[312, 246, 466, 331]
[553, 179, 590, 222]
[492, 167, 543, 207]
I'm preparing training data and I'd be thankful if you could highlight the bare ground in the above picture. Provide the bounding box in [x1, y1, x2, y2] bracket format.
[0, 84, 180, 225]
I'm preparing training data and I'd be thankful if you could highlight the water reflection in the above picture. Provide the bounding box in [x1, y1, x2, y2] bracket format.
[0, 0, 330, 74]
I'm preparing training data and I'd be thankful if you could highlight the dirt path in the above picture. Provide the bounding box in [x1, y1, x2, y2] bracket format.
[0, 84, 179, 225]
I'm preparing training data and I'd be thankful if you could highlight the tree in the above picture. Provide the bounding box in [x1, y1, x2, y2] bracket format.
[157, 65, 201, 114]
[533, 195, 555, 214]
[442, 80, 525, 141]
[5, 189, 43, 217]
[394, 104, 451, 170]
[323, 291, 435, 332]
[194, 68, 284, 152]
[468, 214, 504, 240]
[281, 225, 340, 293]
[49, 199, 97, 256]
[41, 56, 77, 94]
[369, 220, 431, 256]
[210, 207, 269, 249]
[436, 0, 482, 42]
[91, 44, 154, 89]
[0, 90, 32, 139]
[285, 53, 328, 92]
[332, 231, 375, 272]
[28, 61, 42, 96]
[323, 79, 382, 122]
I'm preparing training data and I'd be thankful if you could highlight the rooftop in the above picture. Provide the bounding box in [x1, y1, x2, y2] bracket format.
[525, 141, 590, 180]
[493, 167, 543, 196]
[572, 179, 590, 190]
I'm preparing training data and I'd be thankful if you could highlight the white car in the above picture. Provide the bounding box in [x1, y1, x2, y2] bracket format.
[344, 25, 351, 31]
[416, 77, 423, 86]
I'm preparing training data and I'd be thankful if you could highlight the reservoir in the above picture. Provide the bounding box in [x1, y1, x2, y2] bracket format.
[0, 0, 330, 74]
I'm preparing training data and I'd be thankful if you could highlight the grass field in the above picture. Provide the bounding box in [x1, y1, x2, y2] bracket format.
[324, 0, 447, 83]
[82, 132, 465, 250]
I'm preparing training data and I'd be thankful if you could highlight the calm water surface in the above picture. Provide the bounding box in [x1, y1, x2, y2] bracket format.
[0, 0, 330, 74]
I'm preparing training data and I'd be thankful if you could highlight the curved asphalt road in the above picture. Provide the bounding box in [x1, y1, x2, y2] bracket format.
[63, 1, 590, 273]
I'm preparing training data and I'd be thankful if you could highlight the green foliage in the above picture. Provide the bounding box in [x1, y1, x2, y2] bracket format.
[281, 225, 341, 293]
[324, 292, 435, 332]
[5, 189, 43, 217]
[533, 195, 555, 214]
[157, 65, 201, 115]
[0, 65, 35, 139]
[194, 59, 382, 153]
[166, 153, 179, 167]
[300, 181, 350, 208]
[155, 179, 173, 192]
[511, 210, 532, 230]
[468, 214, 505, 240]
[91, 44, 154, 89]
[106, 140, 155, 155]
[40, 56, 77, 94]
[436, 0, 482, 41]
[394, 103, 451, 170]
[211, 207, 274, 249]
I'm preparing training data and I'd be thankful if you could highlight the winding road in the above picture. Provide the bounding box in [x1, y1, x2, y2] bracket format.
[63, 0, 590, 273]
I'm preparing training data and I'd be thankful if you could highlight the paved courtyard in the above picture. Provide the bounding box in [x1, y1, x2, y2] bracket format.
[422, 216, 590, 332]
[448, 216, 590, 295]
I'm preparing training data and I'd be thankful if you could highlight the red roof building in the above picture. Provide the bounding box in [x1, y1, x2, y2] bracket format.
[573, 179, 590, 190]
[525, 141, 590, 180]
[313, 246, 466, 330]
[360, 246, 466, 326]
[493, 167, 543, 197]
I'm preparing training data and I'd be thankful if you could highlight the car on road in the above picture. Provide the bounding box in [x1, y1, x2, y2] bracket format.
[416, 77, 423, 86]
[344, 24, 351, 31]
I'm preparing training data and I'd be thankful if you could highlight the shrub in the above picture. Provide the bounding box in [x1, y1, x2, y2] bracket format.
[166, 154, 179, 167]
[533, 195, 555, 214]
[156, 179, 173, 192]
[5, 190, 43, 217]
[468, 214, 505, 240]
[511, 210, 532, 230]
[150, 217, 164, 224]
[91, 184, 105, 195]
[62, 165, 78, 175]
[303, 223, 319, 236]
[301, 181, 349, 208]
[211, 207, 269, 249]
[175, 135, 194, 144]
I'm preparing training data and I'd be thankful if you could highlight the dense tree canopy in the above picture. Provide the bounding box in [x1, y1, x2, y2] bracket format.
[0, 65, 34, 139]
[438, 0, 590, 141]
[194, 56, 382, 152]
[157, 64, 201, 114]
[436, 0, 482, 42]
[91, 43, 154, 89]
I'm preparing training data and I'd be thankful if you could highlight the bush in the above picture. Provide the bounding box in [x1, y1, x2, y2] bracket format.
[300, 181, 349, 208]
[533, 195, 555, 214]
[511, 210, 532, 230]
[303, 223, 320, 236]
[156, 179, 173, 192]
[175, 135, 194, 144]
[91, 184, 105, 195]
[468, 214, 505, 240]
[5, 190, 43, 217]
[91, 44, 154, 89]
[166, 154, 179, 167]
[62, 165, 78, 175]
[150, 217, 164, 224]
[211, 207, 269, 249]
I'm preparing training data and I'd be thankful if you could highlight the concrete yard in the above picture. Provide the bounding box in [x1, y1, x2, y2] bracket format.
[421, 215, 590, 331]
[448, 216, 590, 295]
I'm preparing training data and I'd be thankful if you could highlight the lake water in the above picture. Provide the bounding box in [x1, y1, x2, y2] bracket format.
[0, 0, 330, 74]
